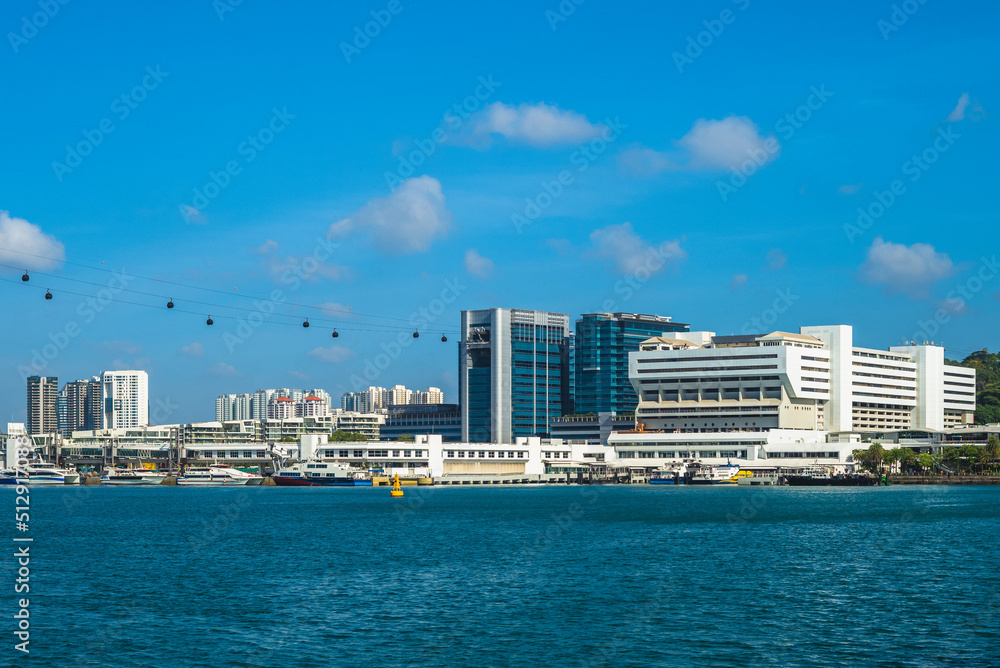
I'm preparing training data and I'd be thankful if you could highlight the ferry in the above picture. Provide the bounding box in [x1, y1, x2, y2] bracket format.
[101, 467, 168, 486]
[690, 462, 741, 485]
[0, 463, 81, 485]
[783, 466, 878, 487]
[177, 465, 253, 486]
[272, 460, 372, 486]
[649, 464, 688, 485]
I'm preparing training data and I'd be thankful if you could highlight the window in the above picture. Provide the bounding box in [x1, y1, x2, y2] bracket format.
[339, 450, 349, 457]
[353, 450, 363, 458]
[403, 450, 411, 458]
[392, 450, 400, 457]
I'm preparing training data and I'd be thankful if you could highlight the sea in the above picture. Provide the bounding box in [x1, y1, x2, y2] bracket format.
[3, 484, 1000, 667]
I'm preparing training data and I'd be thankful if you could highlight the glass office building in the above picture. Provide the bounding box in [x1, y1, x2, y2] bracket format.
[574, 313, 689, 414]
[460, 308, 572, 443]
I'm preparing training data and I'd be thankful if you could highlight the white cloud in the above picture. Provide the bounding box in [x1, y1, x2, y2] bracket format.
[620, 116, 778, 175]
[464, 249, 494, 278]
[0, 211, 65, 271]
[838, 183, 864, 195]
[947, 93, 970, 122]
[181, 342, 204, 357]
[208, 362, 239, 377]
[587, 222, 685, 275]
[327, 176, 451, 254]
[946, 92, 985, 122]
[937, 297, 968, 317]
[260, 255, 351, 283]
[252, 239, 279, 254]
[730, 274, 748, 290]
[860, 237, 956, 298]
[308, 345, 353, 364]
[766, 248, 787, 270]
[179, 204, 205, 224]
[289, 370, 310, 382]
[457, 102, 603, 148]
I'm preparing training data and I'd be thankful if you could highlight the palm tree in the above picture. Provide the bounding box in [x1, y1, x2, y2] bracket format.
[868, 441, 885, 473]
[982, 434, 1000, 474]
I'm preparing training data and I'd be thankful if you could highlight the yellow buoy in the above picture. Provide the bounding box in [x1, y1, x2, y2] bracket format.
[390, 474, 404, 498]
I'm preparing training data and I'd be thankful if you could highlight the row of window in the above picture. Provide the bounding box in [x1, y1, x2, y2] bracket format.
[617, 450, 749, 459]
[445, 450, 527, 459]
[319, 450, 426, 458]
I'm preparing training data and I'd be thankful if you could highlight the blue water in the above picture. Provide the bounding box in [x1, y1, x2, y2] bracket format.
[3, 484, 1000, 667]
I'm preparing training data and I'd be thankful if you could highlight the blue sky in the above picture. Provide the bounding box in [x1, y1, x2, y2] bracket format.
[1, 0, 997, 425]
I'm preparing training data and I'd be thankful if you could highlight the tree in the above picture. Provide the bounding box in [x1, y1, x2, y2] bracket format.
[330, 429, 369, 442]
[917, 453, 935, 472]
[982, 434, 1000, 473]
[868, 442, 885, 473]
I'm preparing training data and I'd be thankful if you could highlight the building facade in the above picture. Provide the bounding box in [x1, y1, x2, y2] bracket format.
[101, 370, 149, 429]
[459, 308, 572, 443]
[26, 375, 59, 436]
[574, 312, 690, 415]
[381, 403, 461, 442]
[59, 377, 102, 435]
[629, 325, 975, 436]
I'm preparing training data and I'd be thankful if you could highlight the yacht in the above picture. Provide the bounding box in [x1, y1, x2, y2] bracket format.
[690, 462, 741, 485]
[0, 463, 81, 485]
[273, 460, 372, 486]
[100, 467, 168, 486]
[211, 464, 264, 485]
[176, 466, 251, 486]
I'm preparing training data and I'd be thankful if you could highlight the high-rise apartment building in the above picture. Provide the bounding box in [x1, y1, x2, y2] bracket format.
[101, 370, 149, 429]
[459, 308, 572, 443]
[575, 312, 690, 415]
[26, 376, 59, 436]
[60, 377, 102, 435]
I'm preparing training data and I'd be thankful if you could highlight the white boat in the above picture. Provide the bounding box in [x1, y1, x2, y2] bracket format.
[211, 464, 264, 485]
[273, 460, 372, 486]
[101, 467, 168, 486]
[0, 463, 81, 485]
[690, 462, 741, 485]
[176, 465, 252, 486]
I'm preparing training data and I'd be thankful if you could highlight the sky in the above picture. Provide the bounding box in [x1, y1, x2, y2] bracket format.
[1, 0, 997, 425]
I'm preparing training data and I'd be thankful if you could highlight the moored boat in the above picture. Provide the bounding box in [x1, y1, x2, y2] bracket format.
[177, 465, 251, 486]
[649, 464, 688, 485]
[272, 460, 372, 486]
[783, 466, 878, 487]
[0, 463, 81, 485]
[690, 462, 740, 485]
[101, 467, 167, 486]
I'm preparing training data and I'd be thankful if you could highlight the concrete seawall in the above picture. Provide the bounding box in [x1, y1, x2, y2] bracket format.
[888, 475, 1000, 485]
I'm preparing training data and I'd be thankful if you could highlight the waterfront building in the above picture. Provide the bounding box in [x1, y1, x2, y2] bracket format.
[26, 375, 59, 436]
[381, 403, 461, 442]
[101, 370, 149, 429]
[549, 411, 637, 445]
[628, 326, 975, 435]
[459, 308, 572, 443]
[575, 313, 690, 415]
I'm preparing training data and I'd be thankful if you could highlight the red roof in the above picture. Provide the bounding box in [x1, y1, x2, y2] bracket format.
[274, 396, 293, 402]
[303, 395, 322, 401]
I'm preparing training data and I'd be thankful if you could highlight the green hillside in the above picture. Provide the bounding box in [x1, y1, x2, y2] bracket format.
[947, 350, 1000, 424]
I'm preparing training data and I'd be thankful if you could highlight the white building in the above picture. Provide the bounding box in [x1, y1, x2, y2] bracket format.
[414, 387, 445, 404]
[101, 370, 149, 428]
[267, 396, 295, 420]
[296, 395, 329, 418]
[630, 326, 975, 435]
